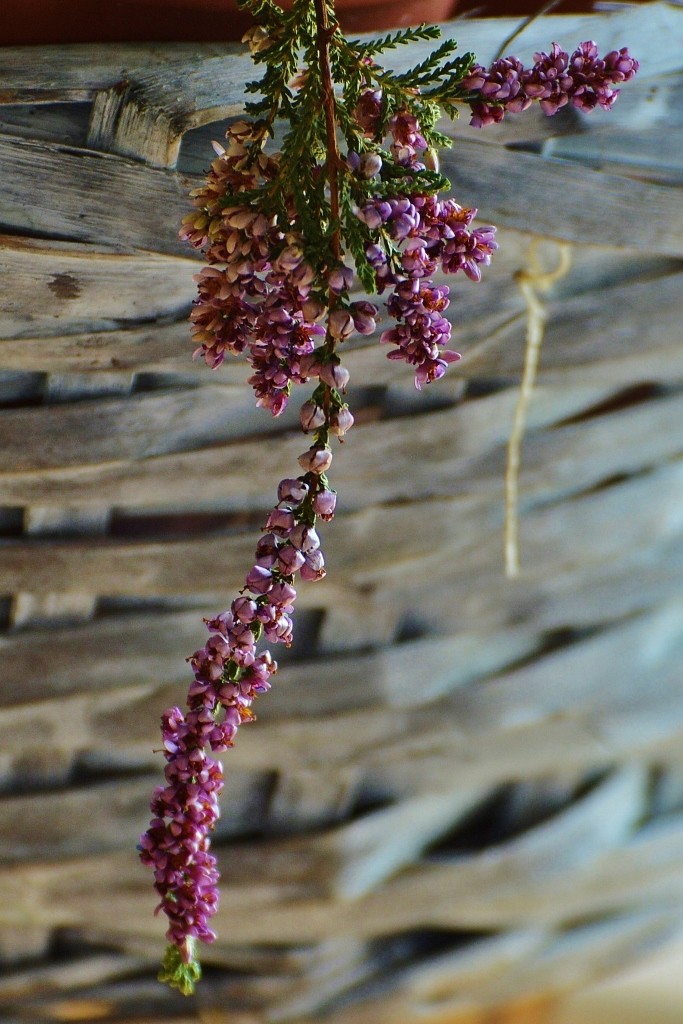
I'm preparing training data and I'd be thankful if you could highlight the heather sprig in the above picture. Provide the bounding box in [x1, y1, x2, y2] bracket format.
[144, 0, 637, 993]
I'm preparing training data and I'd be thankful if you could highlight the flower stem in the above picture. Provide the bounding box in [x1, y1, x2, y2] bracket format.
[313, 0, 342, 269]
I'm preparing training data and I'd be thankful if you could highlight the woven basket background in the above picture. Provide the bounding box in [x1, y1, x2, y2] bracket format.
[1, 5, 682, 1022]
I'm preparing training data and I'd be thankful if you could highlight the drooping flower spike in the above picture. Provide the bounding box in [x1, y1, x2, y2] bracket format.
[141, 0, 637, 992]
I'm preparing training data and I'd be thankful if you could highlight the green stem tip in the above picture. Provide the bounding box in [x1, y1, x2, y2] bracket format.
[158, 942, 202, 996]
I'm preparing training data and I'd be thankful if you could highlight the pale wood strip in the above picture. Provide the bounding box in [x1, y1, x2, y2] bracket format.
[0, 100, 91, 147]
[109, 605, 683, 778]
[0, 223, 670, 357]
[10, 434, 115, 629]
[2, 259, 682, 499]
[0, 135, 196, 256]
[0, 319, 193, 372]
[10, 591, 97, 626]
[0, 46, 196, 102]
[542, 126, 683, 186]
[316, 788, 492, 900]
[0, 772, 676, 943]
[85, 818, 683, 946]
[441, 140, 683, 257]
[0, 609, 206, 704]
[9, 384, 121, 657]
[0, 771, 271, 861]
[0, 924, 52, 964]
[0, 382, 272, 472]
[0, 781, 486, 914]
[458, 268, 683, 380]
[302, 912, 683, 1024]
[2, 129, 677, 258]
[3, 258, 682, 382]
[0, 235, 197, 338]
[0, 606, 679, 787]
[368, 527, 683, 645]
[0, 609, 540, 717]
[0, 427, 681, 596]
[0, 379, 627, 503]
[0, 953, 149, 1004]
[5, 130, 683, 260]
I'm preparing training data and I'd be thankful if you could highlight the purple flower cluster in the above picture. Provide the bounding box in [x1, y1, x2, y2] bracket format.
[140, 458, 336, 962]
[138, 709, 223, 961]
[182, 122, 381, 416]
[189, 253, 326, 416]
[464, 41, 639, 127]
[353, 102, 498, 387]
[151, 22, 639, 990]
[382, 280, 457, 389]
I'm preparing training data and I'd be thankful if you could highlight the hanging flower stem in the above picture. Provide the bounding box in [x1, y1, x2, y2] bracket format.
[314, 0, 342, 267]
[140, 0, 638, 993]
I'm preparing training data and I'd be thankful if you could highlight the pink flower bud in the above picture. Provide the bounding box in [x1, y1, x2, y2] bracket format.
[298, 446, 333, 474]
[302, 296, 326, 321]
[264, 612, 294, 645]
[350, 300, 378, 336]
[264, 508, 295, 536]
[360, 152, 383, 178]
[329, 406, 354, 436]
[300, 400, 326, 432]
[245, 565, 273, 595]
[328, 308, 355, 340]
[424, 147, 440, 172]
[292, 261, 315, 289]
[300, 548, 326, 581]
[277, 544, 306, 574]
[204, 610, 235, 637]
[289, 523, 320, 553]
[329, 267, 354, 294]
[269, 581, 297, 606]
[319, 361, 350, 391]
[232, 596, 258, 623]
[255, 533, 278, 568]
[299, 353, 323, 377]
[312, 487, 337, 519]
[256, 601, 277, 624]
[224, 206, 255, 230]
[277, 478, 309, 504]
[274, 245, 304, 272]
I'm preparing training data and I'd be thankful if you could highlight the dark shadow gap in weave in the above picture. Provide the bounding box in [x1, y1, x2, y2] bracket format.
[426, 767, 611, 856]
[463, 376, 512, 400]
[109, 507, 265, 540]
[316, 928, 497, 1017]
[553, 382, 669, 427]
[94, 594, 213, 617]
[0, 507, 24, 538]
[0, 102, 93, 148]
[0, 370, 48, 408]
[0, 598, 13, 632]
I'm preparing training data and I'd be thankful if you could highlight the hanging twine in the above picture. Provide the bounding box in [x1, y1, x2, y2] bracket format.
[505, 240, 572, 578]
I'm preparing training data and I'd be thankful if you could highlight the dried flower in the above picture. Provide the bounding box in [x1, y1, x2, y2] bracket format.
[298, 446, 333, 474]
[466, 41, 639, 126]
[329, 406, 355, 436]
[144, 0, 637, 992]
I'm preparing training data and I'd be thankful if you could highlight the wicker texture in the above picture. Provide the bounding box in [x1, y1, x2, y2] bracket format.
[0, 5, 682, 1021]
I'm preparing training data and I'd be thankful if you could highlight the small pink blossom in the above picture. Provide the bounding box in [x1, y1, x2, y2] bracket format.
[298, 446, 333, 474]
